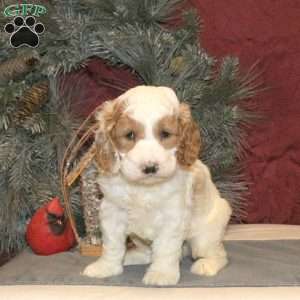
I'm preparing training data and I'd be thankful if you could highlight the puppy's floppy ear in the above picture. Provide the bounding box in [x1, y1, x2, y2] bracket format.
[176, 102, 201, 168]
[94, 99, 123, 174]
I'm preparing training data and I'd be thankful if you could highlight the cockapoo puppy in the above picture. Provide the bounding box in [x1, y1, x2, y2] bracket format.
[83, 86, 232, 286]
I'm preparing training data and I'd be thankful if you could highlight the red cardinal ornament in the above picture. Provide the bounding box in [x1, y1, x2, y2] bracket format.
[26, 197, 76, 255]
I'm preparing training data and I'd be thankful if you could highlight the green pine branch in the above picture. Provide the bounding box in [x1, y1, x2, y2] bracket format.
[0, 0, 260, 253]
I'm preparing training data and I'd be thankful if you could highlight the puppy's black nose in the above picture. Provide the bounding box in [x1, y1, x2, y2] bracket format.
[143, 164, 159, 174]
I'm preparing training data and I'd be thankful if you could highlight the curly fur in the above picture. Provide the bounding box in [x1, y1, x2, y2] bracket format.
[176, 103, 201, 168]
[94, 101, 124, 173]
[82, 86, 232, 286]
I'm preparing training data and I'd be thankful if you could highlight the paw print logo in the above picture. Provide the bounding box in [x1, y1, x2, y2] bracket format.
[4, 16, 45, 48]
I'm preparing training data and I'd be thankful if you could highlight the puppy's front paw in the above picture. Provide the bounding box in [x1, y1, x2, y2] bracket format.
[82, 259, 123, 279]
[191, 257, 227, 276]
[143, 269, 180, 286]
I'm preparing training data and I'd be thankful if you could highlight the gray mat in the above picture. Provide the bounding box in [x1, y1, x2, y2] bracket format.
[0, 240, 300, 287]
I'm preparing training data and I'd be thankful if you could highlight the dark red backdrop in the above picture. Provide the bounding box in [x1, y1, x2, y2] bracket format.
[69, 1, 300, 224]
[191, 0, 300, 224]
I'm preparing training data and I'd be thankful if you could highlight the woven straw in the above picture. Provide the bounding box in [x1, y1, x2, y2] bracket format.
[61, 104, 103, 256]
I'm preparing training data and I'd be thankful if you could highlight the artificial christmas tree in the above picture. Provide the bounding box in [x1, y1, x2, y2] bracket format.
[0, 0, 259, 255]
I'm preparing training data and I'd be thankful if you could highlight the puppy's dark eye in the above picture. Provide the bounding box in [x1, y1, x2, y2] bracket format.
[125, 131, 135, 141]
[160, 130, 171, 139]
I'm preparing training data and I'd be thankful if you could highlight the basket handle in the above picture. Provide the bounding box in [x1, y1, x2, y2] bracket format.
[60, 105, 103, 244]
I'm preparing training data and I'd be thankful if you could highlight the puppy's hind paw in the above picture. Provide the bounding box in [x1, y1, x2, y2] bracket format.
[143, 269, 179, 286]
[82, 259, 123, 279]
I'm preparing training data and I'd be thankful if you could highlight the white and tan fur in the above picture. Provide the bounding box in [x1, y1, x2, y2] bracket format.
[82, 86, 232, 286]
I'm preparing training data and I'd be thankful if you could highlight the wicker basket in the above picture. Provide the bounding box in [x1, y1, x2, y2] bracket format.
[61, 105, 103, 256]
[80, 243, 102, 257]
